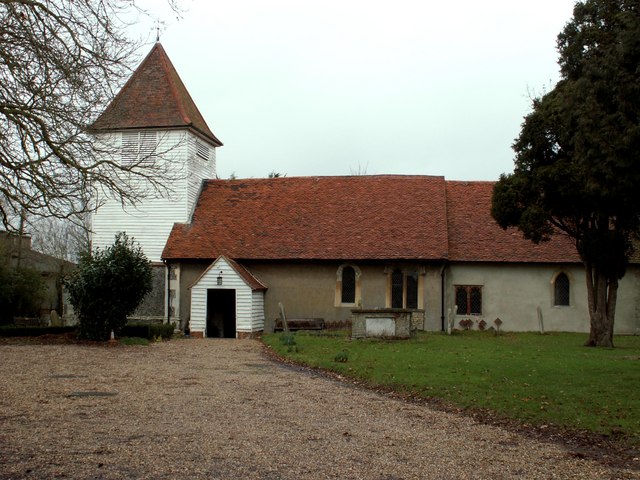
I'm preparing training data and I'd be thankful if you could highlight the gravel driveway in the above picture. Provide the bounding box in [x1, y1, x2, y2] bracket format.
[0, 339, 637, 479]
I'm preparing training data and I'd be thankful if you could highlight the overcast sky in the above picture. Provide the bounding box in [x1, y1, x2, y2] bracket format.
[130, 0, 577, 181]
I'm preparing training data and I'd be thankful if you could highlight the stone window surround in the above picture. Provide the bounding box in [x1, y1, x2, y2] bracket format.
[383, 265, 425, 310]
[455, 284, 483, 316]
[335, 263, 362, 307]
[551, 270, 572, 307]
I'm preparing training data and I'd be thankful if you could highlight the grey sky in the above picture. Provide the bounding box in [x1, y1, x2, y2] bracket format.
[131, 0, 577, 180]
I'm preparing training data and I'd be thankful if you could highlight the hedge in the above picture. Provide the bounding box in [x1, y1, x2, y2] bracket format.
[122, 323, 175, 340]
[0, 326, 77, 337]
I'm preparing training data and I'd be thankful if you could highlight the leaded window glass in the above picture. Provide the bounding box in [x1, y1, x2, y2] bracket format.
[554, 273, 570, 306]
[391, 269, 404, 308]
[341, 266, 356, 304]
[406, 272, 418, 309]
[469, 287, 482, 315]
[455, 286, 468, 314]
[455, 285, 482, 315]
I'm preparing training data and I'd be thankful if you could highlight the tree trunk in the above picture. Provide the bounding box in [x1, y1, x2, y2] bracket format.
[584, 262, 616, 347]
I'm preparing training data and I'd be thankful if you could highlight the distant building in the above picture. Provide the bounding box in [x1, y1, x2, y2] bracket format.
[0, 232, 75, 325]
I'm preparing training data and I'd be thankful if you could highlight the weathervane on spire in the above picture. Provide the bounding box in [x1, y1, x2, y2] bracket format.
[154, 19, 165, 42]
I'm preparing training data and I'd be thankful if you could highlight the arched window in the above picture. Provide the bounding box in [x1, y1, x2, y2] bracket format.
[341, 266, 356, 304]
[554, 273, 570, 306]
[336, 264, 361, 306]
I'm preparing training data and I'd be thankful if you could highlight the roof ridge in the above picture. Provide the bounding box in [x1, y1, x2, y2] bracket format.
[156, 43, 191, 127]
[204, 174, 447, 183]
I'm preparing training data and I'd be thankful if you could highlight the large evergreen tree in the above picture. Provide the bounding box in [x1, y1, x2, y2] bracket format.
[492, 0, 640, 347]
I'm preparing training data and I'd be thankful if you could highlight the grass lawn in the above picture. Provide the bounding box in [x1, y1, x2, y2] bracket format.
[263, 330, 640, 444]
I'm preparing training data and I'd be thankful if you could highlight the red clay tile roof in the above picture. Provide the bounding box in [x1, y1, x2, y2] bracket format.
[225, 257, 268, 291]
[92, 43, 222, 146]
[445, 181, 580, 263]
[163, 175, 450, 261]
[162, 176, 580, 263]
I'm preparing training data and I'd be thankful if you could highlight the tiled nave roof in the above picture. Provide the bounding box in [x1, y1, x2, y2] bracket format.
[163, 175, 580, 264]
[445, 181, 579, 263]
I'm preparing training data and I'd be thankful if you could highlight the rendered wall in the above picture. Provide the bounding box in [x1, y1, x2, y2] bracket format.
[445, 262, 640, 334]
[177, 261, 442, 332]
[176, 259, 640, 335]
[237, 261, 442, 331]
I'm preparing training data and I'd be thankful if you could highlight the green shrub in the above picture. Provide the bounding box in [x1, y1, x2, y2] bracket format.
[122, 323, 174, 340]
[0, 326, 76, 337]
[0, 266, 46, 324]
[280, 333, 297, 346]
[334, 350, 349, 363]
[65, 233, 152, 341]
[279, 333, 299, 352]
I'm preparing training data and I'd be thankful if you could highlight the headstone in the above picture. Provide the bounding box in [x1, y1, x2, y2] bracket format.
[537, 306, 545, 334]
[278, 302, 289, 333]
[50, 310, 62, 327]
[447, 305, 458, 335]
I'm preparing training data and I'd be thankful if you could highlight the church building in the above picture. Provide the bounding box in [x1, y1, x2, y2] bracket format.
[91, 43, 640, 338]
[91, 43, 222, 322]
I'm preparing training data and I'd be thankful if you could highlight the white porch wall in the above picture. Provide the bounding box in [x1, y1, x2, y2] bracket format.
[251, 290, 265, 332]
[190, 257, 264, 336]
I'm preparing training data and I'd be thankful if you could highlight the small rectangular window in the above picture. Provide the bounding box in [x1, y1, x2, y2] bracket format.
[406, 273, 418, 309]
[391, 270, 404, 308]
[455, 285, 482, 315]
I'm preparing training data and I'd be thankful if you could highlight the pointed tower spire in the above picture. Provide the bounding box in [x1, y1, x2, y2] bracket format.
[92, 43, 222, 146]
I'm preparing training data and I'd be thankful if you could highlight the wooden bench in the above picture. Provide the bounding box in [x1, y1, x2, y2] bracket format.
[274, 318, 325, 332]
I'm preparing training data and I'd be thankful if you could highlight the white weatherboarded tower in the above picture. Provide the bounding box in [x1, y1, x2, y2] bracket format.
[91, 43, 222, 323]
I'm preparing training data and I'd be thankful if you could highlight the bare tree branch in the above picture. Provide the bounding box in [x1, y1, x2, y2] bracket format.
[0, 0, 182, 230]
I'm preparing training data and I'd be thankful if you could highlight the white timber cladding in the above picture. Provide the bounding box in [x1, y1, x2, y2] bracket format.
[91, 129, 217, 262]
[187, 133, 216, 215]
[251, 290, 265, 331]
[190, 257, 265, 336]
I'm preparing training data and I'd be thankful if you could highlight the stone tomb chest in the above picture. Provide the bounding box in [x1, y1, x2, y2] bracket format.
[351, 309, 417, 339]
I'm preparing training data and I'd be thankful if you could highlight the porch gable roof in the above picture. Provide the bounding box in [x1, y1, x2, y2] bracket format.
[189, 255, 267, 291]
